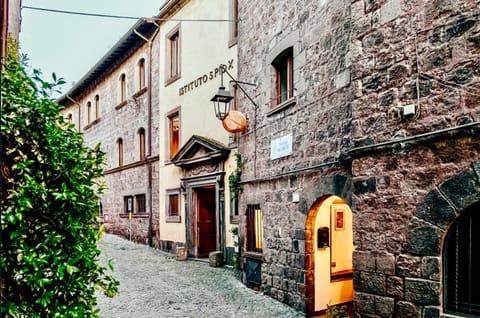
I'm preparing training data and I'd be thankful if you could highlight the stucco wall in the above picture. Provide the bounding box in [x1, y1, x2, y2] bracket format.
[157, 0, 238, 248]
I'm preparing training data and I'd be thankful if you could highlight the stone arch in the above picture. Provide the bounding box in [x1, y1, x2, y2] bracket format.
[406, 162, 480, 314]
[301, 173, 351, 316]
[408, 164, 480, 257]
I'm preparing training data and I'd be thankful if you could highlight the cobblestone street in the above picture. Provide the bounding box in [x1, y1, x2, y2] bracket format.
[96, 234, 304, 318]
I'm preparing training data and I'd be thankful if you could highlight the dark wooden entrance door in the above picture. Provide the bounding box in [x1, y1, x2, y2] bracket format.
[197, 187, 216, 258]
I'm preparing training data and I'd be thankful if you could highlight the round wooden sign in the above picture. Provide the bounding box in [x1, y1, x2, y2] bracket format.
[222, 110, 247, 133]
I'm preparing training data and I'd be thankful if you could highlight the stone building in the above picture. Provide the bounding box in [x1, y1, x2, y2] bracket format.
[58, 0, 240, 262]
[234, 0, 480, 317]
[58, 19, 161, 246]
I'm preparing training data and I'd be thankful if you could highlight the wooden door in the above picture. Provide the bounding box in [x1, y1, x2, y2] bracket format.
[197, 188, 216, 258]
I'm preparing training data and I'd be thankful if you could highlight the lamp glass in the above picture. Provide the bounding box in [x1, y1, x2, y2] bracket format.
[211, 86, 233, 120]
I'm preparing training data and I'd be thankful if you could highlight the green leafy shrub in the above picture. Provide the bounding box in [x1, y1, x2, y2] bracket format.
[228, 227, 240, 270]
[1, 42, 118, 317]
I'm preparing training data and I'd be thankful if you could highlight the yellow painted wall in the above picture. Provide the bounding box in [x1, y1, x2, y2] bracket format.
[157, 0, 237, 245]
[314, 196, 354, 312]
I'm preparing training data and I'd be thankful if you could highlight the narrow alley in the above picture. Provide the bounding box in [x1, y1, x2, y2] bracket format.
[96, 234, 304, 318]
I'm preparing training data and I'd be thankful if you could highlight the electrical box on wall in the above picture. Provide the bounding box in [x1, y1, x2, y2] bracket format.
[402, 104, 416, 116]
[317, 227, 330, 248]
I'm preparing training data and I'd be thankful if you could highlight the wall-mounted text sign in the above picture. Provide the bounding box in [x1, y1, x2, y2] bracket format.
[179, 59, 235, 96]
[270, 134, 292, 160]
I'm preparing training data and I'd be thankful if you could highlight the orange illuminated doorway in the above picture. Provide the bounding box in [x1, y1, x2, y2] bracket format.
[305, 195, 354, 316]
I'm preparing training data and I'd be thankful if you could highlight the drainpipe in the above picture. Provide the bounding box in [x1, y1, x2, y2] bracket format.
[135, 20, 160, 247]
[1, 0, 8, 68]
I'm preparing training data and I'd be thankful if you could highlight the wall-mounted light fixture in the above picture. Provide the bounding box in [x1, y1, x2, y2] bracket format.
[210, 64, 258, 121]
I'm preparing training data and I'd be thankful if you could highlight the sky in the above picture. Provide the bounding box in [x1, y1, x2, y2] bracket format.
[20, 0, 164, 96]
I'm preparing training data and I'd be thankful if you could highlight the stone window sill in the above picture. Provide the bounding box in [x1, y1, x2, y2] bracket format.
[267, 96, 297, 117]
[115, 100, 128, 110]
[165, 73, 181, 87]
[132, 87, 148, 98]
[119, 213, 149, 219]
[83, 117, 101, 131]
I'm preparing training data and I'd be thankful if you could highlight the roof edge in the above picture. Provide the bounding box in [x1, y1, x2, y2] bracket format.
[57, 19, 151, 105]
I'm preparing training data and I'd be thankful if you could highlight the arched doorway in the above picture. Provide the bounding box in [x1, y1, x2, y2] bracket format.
[305, 195, 354, 316]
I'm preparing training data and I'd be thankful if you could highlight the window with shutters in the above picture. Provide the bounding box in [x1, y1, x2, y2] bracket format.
[246, 205, 264, 253]
[272, 48, 293, 107]
[167, 110, 180, 159]
[166, 189, 181, 223]
[165, 25, 181, 85]
[138, 128, 146, 160]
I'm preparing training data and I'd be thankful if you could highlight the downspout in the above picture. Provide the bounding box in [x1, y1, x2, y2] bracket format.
[135, 20, 160, 247]
[1, 0, 8, 67]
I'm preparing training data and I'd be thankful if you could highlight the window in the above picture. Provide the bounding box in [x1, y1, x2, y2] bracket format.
[124, 196, 134, 214]
[94, 95, 99, 119]
[272, 48, 293, 106]
[138, 128, 146, 160]
[168, 111, 180, 159]
[246, 205, 264, 253]
[166, 26, 180, 83]
[138, 58, 146, 89]
[67, 113, 73, 124]
[229, 0, 238, 46]
[135, 194, 146, 214]
[119, 73, 126, 102]
[166, 189, 180, 222]
[117, 138, 123, 167]
[443, 201, 480, 316]
[86, 101, 91, 124]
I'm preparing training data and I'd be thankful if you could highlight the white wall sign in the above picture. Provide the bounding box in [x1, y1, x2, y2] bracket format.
[270, 134, 293, 160]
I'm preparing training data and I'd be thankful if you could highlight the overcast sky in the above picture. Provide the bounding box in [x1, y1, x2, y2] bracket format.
[20, 0, 164, 95]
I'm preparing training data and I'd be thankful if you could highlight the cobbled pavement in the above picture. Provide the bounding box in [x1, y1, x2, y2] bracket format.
[96, 234, 305, 318]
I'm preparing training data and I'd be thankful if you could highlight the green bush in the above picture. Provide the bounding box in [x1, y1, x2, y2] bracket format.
[1, 42, 118, 317]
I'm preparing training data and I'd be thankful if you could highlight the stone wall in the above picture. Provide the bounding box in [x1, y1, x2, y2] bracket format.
[238, 0, 353, 312]
[238, 0, 479, 315]
[61, 36, 161, 246]
[350, 0, 480, 316]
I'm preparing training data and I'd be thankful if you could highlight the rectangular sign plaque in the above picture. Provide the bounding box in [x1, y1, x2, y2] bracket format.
[270, 135, 292, 160]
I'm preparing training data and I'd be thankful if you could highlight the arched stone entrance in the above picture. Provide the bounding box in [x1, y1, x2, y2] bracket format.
[405, 164, 480, 317]
[305, 195, 354, 316]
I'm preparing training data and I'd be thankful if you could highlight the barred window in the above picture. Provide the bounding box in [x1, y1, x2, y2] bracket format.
[443, 201, 480, 316]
